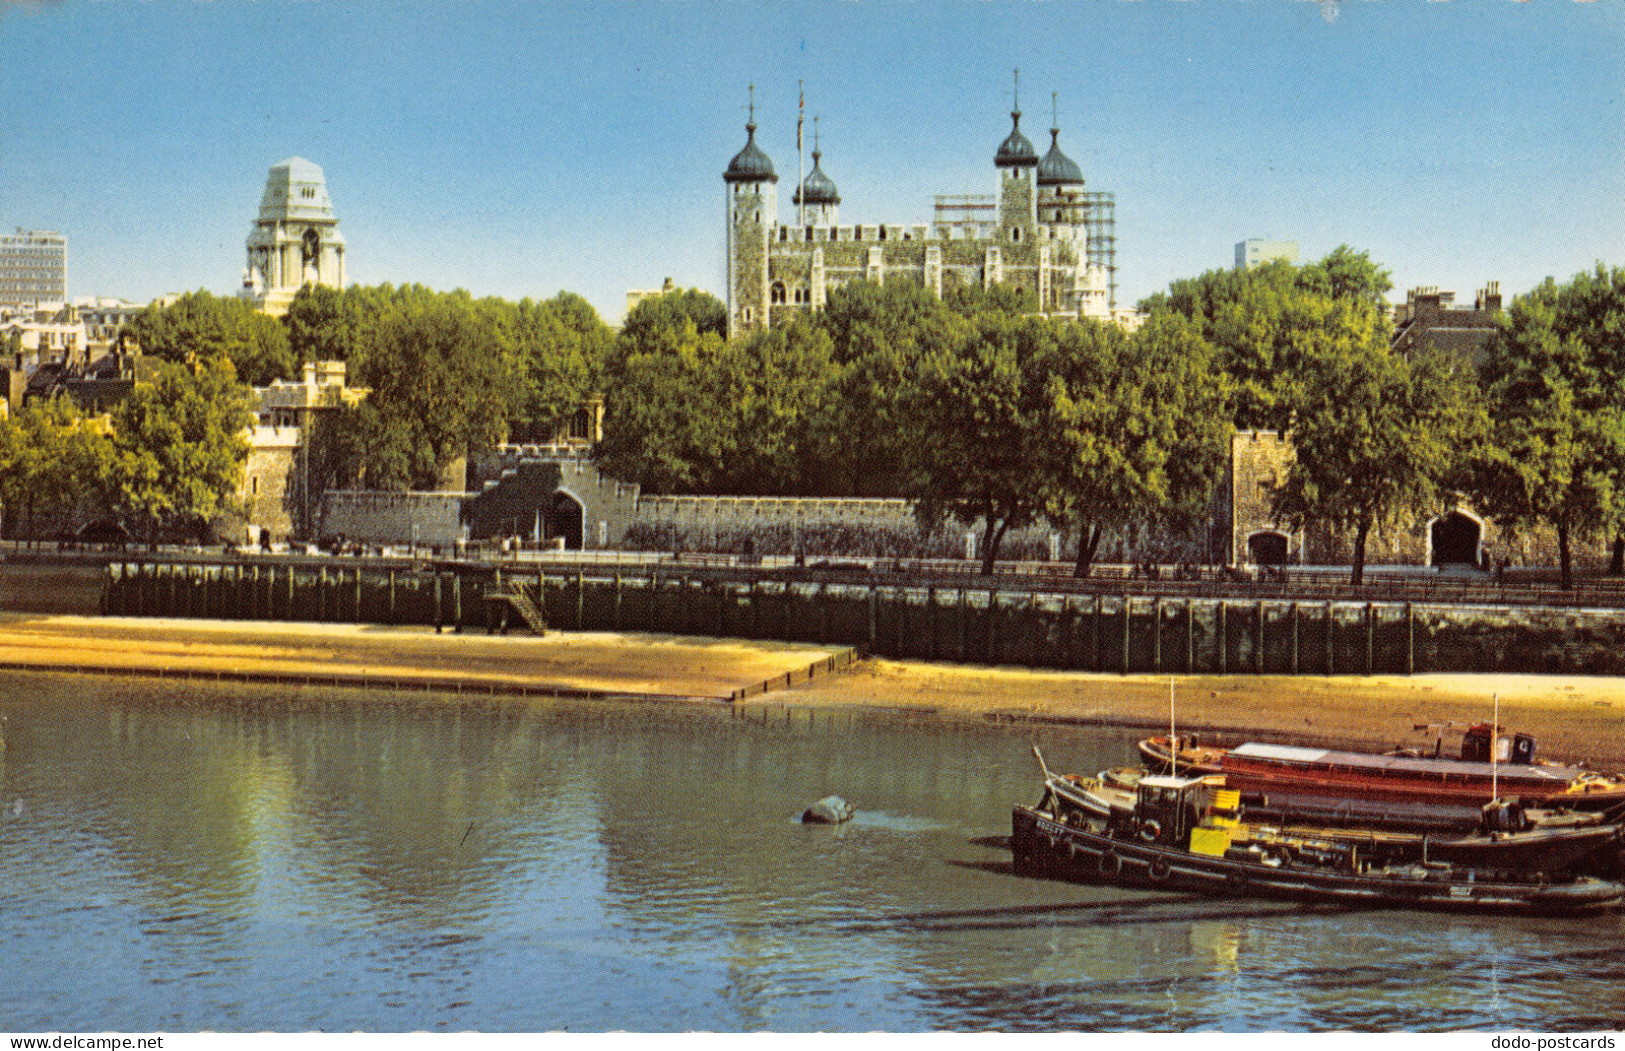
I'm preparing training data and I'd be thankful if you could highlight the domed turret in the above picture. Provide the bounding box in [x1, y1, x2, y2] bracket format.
[793, 150, 839, 206]
[1038, 127, 1083, 187]
[724, 96, 778, 184]
[994, 109, 1038, 168]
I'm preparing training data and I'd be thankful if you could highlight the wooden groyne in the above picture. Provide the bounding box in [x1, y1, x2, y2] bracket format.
[98, 560, 1625, 677]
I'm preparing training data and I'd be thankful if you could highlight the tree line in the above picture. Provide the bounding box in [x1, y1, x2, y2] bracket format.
[4, 251, 1623, 584]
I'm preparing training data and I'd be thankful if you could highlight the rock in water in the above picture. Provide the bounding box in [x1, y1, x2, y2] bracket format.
[801, 796, 854, 824]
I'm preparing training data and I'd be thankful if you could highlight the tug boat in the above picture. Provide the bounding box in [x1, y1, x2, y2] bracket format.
[1078, 762, 1621, 874]
[1012, 751, 1625, 915]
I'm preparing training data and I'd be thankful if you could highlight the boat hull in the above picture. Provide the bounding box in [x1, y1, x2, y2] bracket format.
[1011, 805, 1625, 916]
[1141, 736, 1625, 826]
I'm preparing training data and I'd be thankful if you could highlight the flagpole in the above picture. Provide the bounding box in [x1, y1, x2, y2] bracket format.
[797, 80, 806, 228]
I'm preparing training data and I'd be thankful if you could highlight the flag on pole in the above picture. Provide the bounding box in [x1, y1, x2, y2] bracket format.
[798, 84, 804, 151]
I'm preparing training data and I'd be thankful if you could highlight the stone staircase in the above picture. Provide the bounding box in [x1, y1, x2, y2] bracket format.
[483, 581, 548, 635]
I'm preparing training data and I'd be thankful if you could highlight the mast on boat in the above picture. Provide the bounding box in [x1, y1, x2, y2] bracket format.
[1492, 692, 1500, 802]
[1169, 677, 1177, 778]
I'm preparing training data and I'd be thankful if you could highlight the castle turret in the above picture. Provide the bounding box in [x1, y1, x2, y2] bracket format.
[792, 121, 840, 228]
[994, 73, 1038, 242]
[1037, 98, 1088, 311]
[724, 88, 778, 339]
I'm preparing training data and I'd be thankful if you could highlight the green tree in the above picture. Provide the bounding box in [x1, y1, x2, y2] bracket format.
[499, 291, 612, 443]
[815, 280, 963, 495]
[1296, 244, 1394, 310]
[346, 292, 509, 490]
[909, 311, 1054, 574]
[1273, 332, 1478, 585]
[282, 282, 438, 376]
[712, 318, 840, 494]
[0, 396, 116, 543]
[123, 290, 295, 386]
[106, 356, 254, 543]
[1041, 313, 1231, 576]
[1144, 247, 1394, 431]
[618, 287, 728, 349]
[282, 283, 362, 366]
[943, 282, 1039, 317]
[1473, 267, 1625, 586]
[595, 308, 733, 494]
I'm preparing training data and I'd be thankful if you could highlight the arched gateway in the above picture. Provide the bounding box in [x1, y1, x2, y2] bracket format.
[1430, 511, 1481, 566]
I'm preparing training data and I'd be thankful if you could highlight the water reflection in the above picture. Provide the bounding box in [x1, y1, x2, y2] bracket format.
[3, 672, 1625, 1031]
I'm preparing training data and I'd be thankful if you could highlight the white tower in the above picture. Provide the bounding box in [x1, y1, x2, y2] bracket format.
[241, 157, 347, 317]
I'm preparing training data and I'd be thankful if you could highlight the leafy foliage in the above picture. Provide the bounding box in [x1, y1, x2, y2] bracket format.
[1143, 246, 1394, 430]
[105, 356, 254, 542]
[1472, 266, 1625, 585]
[123, 290, 295, 386]
[1273, 333, 1479, 584]
[1040, 313, 1232, 576]
[289, 284, 613, 490]
[0, 396, 116, 542]
[907, 311, 1056, 573]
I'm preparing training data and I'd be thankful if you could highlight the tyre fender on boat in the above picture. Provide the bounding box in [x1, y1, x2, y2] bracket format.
[1147, 857, 1173, 883]
[1137, 819, 1162, 843]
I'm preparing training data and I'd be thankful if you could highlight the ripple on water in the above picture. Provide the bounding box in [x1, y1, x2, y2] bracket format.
[4, 675, 1625, 1031]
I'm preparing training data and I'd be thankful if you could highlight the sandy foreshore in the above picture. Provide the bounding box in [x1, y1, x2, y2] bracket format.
[3, 612, 1623, 767]
[782, 659, 1625, 769]
[0, 613, 846, 701]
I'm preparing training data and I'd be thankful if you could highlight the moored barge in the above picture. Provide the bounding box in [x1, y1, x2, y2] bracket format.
[1012, 766, 1625, 916]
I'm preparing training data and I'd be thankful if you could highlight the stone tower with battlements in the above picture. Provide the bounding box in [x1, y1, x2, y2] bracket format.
[724, 78, 1120, 338]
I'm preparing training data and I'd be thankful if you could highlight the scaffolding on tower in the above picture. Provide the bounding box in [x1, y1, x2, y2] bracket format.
[932, 195, 996, 238]
[1077, 191, 1117, 311]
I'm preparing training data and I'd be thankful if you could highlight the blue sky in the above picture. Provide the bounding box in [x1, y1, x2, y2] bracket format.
[2, 0, 1621, 321]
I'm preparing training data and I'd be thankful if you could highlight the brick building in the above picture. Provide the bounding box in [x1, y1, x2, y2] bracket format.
[1391, 283, 1503, 368]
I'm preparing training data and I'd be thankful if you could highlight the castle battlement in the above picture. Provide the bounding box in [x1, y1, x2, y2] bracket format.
[723, 82, 1118, 338]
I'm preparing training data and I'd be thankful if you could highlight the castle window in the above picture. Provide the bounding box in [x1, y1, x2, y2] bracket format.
[854, 227, 862, 241]
[742, 308, 753, 323]
[1011, 227, 1021, 242]
[878, 226, 887, 241]
[755, 211, 761, 223]
[779, 227, 787, 242]
[805, 226, 813, 240]
[770, 282, 787, 305]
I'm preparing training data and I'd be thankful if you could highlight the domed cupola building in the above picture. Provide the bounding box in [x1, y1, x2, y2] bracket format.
[723, 78, 1119, 338]
[792, 128, 841, 228]
[1037, 128, 1084, 190]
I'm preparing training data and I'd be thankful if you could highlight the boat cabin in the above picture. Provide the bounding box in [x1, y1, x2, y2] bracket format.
[1461, 723, 1536, 765]
[1133, 774, 1209, 845]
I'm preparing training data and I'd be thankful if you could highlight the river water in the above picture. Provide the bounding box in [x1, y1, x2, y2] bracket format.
[1, 671, 1622, 1032]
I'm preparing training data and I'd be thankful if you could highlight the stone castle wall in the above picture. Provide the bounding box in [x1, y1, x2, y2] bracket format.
[1227, 430, 1616, 571]
[319, 491, 466, 548]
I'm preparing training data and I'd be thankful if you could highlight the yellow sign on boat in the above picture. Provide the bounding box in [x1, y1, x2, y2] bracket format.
[1189, 827, 1232, 857]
